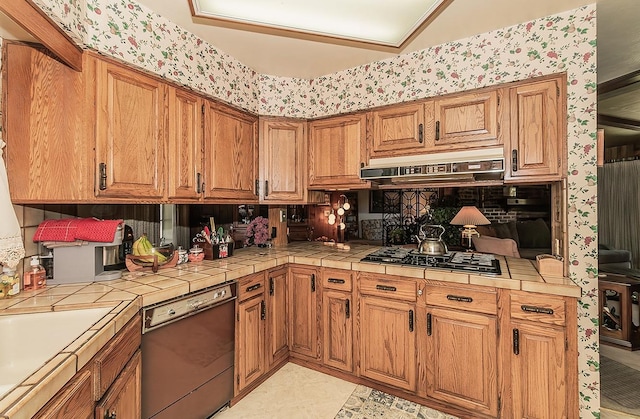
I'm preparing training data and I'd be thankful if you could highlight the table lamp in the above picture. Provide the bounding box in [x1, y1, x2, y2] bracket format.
[450, 206, 490, 250]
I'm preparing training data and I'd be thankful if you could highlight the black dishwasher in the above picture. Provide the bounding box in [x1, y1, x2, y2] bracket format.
[141, 282, 236, 419]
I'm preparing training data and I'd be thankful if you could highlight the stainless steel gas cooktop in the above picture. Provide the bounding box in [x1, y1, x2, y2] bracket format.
[360, 247, 501, 275]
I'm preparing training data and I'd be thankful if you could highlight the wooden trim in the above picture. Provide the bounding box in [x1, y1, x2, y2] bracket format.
[598, 68, 640, 97]
[597, 114, 640, 131]
[597, 129, 604, 167]
[0, 0, 83, 71]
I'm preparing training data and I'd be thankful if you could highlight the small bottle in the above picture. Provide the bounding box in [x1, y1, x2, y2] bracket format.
[1, 265, 20, 298]
[24, 256, 46, 291]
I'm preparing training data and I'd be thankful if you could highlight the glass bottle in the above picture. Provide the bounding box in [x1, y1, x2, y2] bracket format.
[1, 265, 20, 298]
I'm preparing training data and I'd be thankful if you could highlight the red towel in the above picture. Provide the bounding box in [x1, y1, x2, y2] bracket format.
[33, 218, 123, 243]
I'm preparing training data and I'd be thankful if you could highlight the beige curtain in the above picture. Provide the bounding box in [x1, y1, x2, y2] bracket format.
[598, 160, 640, 268]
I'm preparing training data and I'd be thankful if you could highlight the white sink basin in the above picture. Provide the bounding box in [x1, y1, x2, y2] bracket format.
[0, 307, 112, 397]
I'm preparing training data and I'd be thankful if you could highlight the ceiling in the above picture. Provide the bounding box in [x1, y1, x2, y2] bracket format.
[1, 0, 639, 148]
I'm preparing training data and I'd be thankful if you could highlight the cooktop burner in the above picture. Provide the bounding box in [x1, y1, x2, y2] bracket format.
[360, 248, 501, 275]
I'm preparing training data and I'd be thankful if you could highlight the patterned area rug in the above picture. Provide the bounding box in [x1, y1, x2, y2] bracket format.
[600, 355, 640, 413]
[334, 385, 459, 419]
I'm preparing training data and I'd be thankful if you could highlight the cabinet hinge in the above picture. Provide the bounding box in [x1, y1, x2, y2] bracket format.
[497, 96, 501, 106]
[565, 337, 568, 351]
[237, 312, 239, 322]
[202, 104, 205, 114]
[556, 84, 560, 97]
[498, 395, 501, 413]
[237, 375, 240, 385]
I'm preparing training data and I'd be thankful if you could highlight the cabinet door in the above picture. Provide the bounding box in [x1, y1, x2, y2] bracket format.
[203, 100, 258, 201]
[308, 114, 368, 189]
[237, 295, 266, 393]
[507, 78, 563, 179]
[322, 289, 353, 372]
[260, 118, 306, 202]
[95, 349, 142, 419]
[3, 42, 91, 202]
[33, 369, 93, 419]
[168, 87, 203, 200]
[433, 89, 500, 148]
[423, 306, 498, 417]
[369, 102, 433, 157]
[288, 266, 318, 359]
[511, 321, 567, 419]
[359, 295, 416, 391]
[266, 268, 289, 369]
[94, 56, 167, 199]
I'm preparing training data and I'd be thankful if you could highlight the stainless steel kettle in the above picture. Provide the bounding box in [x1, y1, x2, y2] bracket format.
[415, 224, 448, 255]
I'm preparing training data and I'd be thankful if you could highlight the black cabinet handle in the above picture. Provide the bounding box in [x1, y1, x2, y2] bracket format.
[105, 410, 116, 419]
[255, 179, 259, 195]
[246, 283, 262, 293]
[521, 305, 554, 315]
[446, 295, 473, 303]
[264, 180, 269, 197]
[409, 310, 414, 332]
[311, 274, 316, 292]
[196, 172, 202, 193]
[418, 123, 424, 143]
[512, 149, 518, 172]
[376, 284, 397, 292]
[427, 313, 432, 336]
[261, 300, 266, 320]
[435, 121, 440, 141]
[269, 277, 274, 295]
[513, 328, 520, 355]
[328, 278, 345, 284]
[345, 299, 350, 318]
[99, 163, 107, 190]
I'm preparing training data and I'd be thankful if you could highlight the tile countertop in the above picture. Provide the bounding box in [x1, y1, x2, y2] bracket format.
[0, 242, 581, 419]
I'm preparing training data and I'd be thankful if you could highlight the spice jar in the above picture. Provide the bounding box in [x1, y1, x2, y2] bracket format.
[177, 246, 189, 265]
[188, 245, 205, 262]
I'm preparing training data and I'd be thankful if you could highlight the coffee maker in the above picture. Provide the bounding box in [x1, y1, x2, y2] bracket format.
[51, 224, 133, 284]
[103, 224, 134, 271]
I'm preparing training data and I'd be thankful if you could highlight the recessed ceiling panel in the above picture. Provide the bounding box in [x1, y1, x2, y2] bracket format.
[189, 0, 449, 48]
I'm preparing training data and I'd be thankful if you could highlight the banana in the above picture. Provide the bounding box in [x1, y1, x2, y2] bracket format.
[133, 234, 168, 263]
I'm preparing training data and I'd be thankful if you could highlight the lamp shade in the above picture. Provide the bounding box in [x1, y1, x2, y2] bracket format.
[450, 206, 490, 227]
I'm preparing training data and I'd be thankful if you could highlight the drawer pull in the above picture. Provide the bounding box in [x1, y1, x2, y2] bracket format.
[376, 284, 397, 292]
[328, 278, 346, 284]
[427, 313, 432, 336]
[246, 283, 262, 293]
[521, 305, 554, 315]
[345, 299, 350, 318]
[513, 328, 520, 355]
[447, 294, 473, 303]
[409, 309, 414, 332]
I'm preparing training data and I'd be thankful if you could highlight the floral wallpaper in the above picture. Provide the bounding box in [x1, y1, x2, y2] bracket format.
[27, 1, 600, 416]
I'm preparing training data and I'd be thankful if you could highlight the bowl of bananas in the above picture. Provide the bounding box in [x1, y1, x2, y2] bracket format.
[126, 234, 178, 272]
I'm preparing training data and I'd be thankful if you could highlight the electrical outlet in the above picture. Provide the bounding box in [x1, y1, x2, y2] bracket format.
[280, 210, 286, 222]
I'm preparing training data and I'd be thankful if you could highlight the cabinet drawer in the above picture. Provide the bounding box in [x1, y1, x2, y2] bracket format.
[510, 290, 566, 326]
[424, 283, 497, 315]
[322, 269, 353, 292]
[93, 314, 141, 401]
[239, 272, 266, 302]
[360, 274, 416, 302]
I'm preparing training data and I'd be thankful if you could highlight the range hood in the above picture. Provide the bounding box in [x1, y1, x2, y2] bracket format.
[360, 148, 505, 185]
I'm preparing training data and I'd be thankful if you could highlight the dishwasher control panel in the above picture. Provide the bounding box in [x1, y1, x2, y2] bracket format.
[143, 282, 236, 332]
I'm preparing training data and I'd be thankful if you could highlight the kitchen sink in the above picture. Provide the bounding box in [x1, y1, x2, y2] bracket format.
[0, 306, 113, 397]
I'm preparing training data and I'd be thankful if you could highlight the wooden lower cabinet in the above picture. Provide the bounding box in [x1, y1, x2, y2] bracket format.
[266, 267, 289, 368]
[358, 294, 416, 391]
[34, 314, 142, 419]
[418, 305, 498, 416]
[95, 350, 142, 419]
[321, 269, 354, 373]
[236, 272, 266, 394]
[288, 265, 319, 360]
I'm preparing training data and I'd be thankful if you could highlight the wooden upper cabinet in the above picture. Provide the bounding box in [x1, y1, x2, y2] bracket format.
[203, 100, 258, 201]
[369, 102, 434, 158]
[506, 76, 564, 181]
[259, 118, 306, 202]
[433, 89, 501, 148]
[167, 87, 204, 200]
[93, 55, 167, 200]
[308, 113, 369, 189]
[3, 42, 91, 202]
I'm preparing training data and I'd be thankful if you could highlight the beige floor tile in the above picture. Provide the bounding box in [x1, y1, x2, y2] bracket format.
[215, 363, 356, 419]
